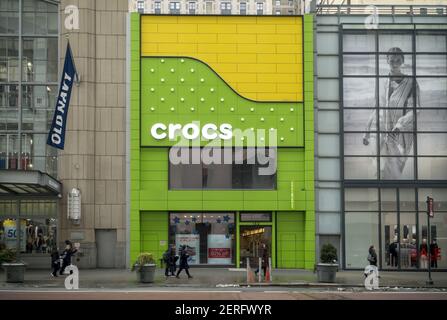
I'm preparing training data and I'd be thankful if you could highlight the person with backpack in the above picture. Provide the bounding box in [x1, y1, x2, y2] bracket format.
[176, 245, 192, 279]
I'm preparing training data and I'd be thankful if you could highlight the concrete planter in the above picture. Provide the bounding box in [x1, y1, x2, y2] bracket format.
[316, 263, 338, 283]
[2, 262, 26, 283]
[136, 264, 156, 283]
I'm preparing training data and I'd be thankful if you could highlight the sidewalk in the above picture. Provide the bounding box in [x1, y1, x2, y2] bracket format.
[1, 268, 447, 290]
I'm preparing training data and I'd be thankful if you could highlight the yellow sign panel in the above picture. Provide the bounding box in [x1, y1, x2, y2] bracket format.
[141, 16, 303, 102]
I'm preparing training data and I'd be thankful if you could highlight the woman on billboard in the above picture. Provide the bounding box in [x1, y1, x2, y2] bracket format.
[363, 47, 420, 179]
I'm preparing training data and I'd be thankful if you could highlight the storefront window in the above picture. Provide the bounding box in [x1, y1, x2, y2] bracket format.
[169, 148, 277, 190]
[0, 199, 57, 254]
[418, 211, 447, 269]
[345, 212, 379, 269]
[23, 217, 57, 253]
[168, 213, 235, 265]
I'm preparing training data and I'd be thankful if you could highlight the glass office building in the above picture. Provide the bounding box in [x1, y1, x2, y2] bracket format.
[0, 0, 61, 266]
[315, 3, 447, 270]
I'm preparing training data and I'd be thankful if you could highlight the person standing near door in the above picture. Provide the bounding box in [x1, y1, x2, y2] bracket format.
[255, 242, 269, 279]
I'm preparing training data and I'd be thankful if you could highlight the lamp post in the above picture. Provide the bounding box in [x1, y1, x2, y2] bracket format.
[426, 196, 434, 285]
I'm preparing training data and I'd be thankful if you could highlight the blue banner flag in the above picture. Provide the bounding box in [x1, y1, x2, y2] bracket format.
[47, 42, 77, 150]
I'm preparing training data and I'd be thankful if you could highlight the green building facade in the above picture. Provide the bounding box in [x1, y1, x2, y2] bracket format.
[129, 13, 315, 269]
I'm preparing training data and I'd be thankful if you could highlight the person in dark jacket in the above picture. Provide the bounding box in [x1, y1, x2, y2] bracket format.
[430, 239, 439, 268]
[59, 240, 78, 275]
[255, 243, 269, 278]
[176, 245, 192, 279]
[367, 245, 378, 266]
[50, 248, 61, 277]
[163, 244, 178, 277]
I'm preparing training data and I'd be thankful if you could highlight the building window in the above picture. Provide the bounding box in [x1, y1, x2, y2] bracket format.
[256, 3, 263, 15]
[220, 2, 231, 15]
[154, 1, 161, 14]
[288, 0, 293, 7]
[188, 2, 196, 14]
[276, 10, 281, 15]
[240, 2, 247, 15]
[169, 147, 277, 190]
[342, 30, 447, 181]
[137, 0, 145, 13]
[205, 1, 213, 14]
[344, 187, 447, 270]
[169, 213, 235, 265]
[0, 1, 58, 174]
[0, 200, 57, 254]
[275, 0, 281, 6]
[169, 2, 181, 14]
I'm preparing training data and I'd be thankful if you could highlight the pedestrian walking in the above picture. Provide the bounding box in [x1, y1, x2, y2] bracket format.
[50, 248, 61, 277]
[164, 244, 177, 277]
[365, 245, 379, 279]
[59, 240, 78, 275]
[176, 245, 192, 279]
[367, 245, 378, 266]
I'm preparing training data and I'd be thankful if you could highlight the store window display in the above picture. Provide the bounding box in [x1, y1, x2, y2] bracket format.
[0, 217, 56, 253]
[168, 213, 235, 265]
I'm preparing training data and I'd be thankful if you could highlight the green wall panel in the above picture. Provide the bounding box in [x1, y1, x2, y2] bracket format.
[277, 211, 305, 268]
[140, 211, 169, 267]
[140, 57, 304, 147]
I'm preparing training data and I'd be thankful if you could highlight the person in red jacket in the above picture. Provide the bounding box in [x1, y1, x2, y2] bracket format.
[430, 239, 439, 268]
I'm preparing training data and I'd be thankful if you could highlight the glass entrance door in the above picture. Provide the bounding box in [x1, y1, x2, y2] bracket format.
[239, 225, 271, 268]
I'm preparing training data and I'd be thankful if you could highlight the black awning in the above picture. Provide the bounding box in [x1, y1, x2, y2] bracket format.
[0, 170, 62, 198]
